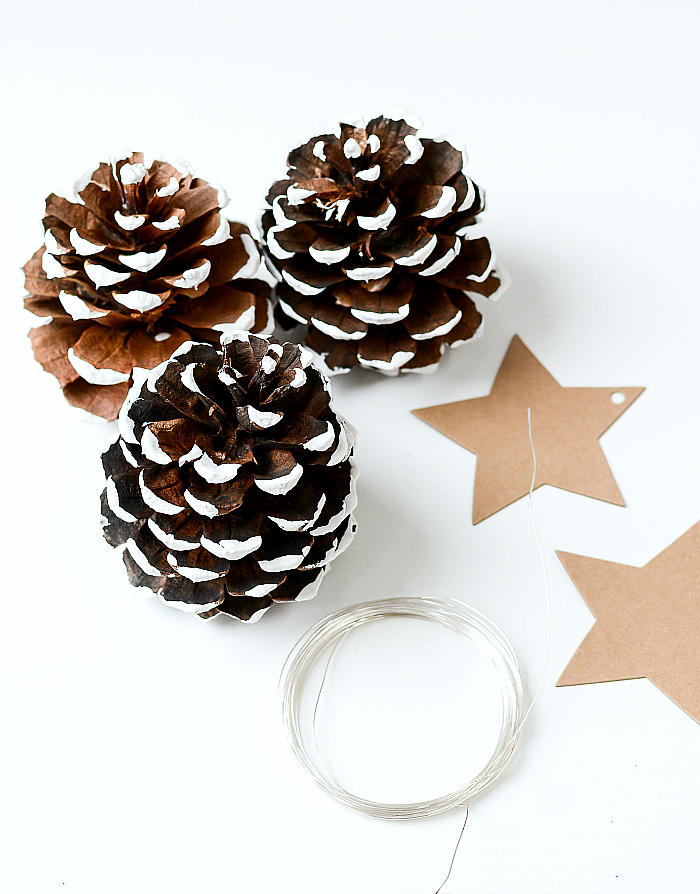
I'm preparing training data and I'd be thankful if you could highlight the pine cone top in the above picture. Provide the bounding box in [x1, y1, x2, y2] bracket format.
[100, 333, 357, 622]
[262, 114, 507, 375]
[25, 152, 272, 420]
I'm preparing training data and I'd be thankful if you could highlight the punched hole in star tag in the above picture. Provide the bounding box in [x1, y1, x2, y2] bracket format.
[610, 391, 625, 404]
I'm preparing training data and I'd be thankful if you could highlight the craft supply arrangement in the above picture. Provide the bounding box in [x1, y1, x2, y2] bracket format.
[3, 8, 699, 888]
[19, 108, 699, 869]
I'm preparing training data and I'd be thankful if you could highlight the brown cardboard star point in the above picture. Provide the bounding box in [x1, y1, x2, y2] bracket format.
[557, 522, 700, 725]
[412, 335, 644, 523]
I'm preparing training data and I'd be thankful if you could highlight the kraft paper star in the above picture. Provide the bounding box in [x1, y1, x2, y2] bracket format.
[412, 335, 644, 523]
[557, 522, 700, 725]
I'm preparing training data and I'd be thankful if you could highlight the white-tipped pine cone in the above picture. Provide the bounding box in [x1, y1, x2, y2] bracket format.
[261, 113, 507, 375]
[100, 333, 357, 622]
[25, 152, 272, 420]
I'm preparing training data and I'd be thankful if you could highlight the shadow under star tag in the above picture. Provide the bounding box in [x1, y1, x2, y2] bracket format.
[411, 335, 644, 523]
[556, 522, 700, 725]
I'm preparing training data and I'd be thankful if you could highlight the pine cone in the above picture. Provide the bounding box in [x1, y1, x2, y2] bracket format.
[25, 152, 272, 420]
[100, 333, 357, 622]
[261, 113, 507, 375]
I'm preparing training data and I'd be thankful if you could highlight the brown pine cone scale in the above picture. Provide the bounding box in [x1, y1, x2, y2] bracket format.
[100, 333, 357, 622]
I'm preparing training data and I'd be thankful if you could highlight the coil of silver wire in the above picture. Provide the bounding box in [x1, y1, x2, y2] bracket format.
[279, 595, 526, 820]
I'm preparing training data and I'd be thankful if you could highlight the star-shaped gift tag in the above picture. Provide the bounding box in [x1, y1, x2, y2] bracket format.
[557, 523, 700, 725]
[412, 335, 644, 523]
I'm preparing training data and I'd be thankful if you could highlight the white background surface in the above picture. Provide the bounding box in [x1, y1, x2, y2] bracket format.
[1, 1, 699, 892]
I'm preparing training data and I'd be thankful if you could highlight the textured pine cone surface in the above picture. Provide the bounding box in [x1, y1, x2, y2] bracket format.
[262, 113, 507, 375]
[100, 333, 357, 622]
[25, 152, 272, 420]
